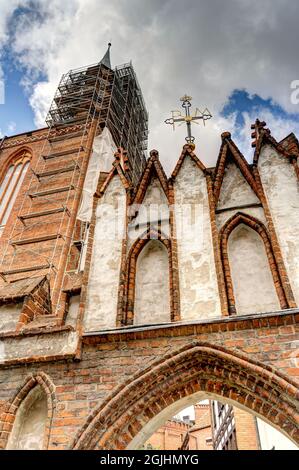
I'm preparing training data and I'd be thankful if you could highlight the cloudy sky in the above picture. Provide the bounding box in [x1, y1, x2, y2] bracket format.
[0, 0, 299, 173]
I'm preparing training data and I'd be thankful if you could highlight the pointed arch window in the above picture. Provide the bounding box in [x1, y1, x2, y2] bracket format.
[220, 212, 289, 315]
[121, 229, 181, 326]
[0, 150, 30, 233]
[6, 384, 48, 450]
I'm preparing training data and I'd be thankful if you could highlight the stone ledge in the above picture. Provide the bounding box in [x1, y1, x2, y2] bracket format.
[0, 324, 74, 340]
[0, 353, 76, 369]
[83, 308, 299, 344]
[0, 330, 78, 368]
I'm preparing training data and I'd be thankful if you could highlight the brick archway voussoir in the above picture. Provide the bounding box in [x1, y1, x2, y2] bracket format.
[72, 343, 299, 450]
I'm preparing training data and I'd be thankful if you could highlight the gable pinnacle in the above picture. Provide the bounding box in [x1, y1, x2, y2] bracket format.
[100, 42, 112, 69]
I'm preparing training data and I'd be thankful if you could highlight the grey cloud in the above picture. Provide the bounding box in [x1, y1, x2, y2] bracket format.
[1, 0, 299, 170]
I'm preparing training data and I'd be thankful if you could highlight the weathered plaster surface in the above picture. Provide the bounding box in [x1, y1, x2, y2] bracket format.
[0, 303, 22, 333]
[84, 175, 126, 331]
[228, 224, 280, 315]
[215, 161, 265, 229]
[66, 295, 80, 328]
[134, 240, 170, 325]
[218, 162, 259, 210]
[7, 385, 47, 450]
[174, 156, 221, 320]
[259, 145, 299, 305]
[0, 330, 78, 363]
[128, 177, 169, 249]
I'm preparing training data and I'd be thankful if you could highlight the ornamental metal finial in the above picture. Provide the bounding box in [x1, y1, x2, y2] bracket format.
[165, 95, 212, 146]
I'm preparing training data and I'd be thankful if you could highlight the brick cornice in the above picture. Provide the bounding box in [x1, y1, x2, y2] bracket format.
[82, 309, 299, 344]
[1, 124, 88, 150]
[0, 324, 74, 340]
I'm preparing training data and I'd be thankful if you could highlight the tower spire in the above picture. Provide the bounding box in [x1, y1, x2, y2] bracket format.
[100, 42, 112, 68]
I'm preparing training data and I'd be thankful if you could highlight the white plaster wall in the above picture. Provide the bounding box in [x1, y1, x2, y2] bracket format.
[66, 295, 80, 328]
[259, 145, 299, 305]
[77, 128, 116, 223]
[257, 418, 298, 450]
[84, 175, 126, 331]
[228, 224, 280, 315]
[134, 240, 170, 325]
[174, 156, 221, 320]
[128, 177, 169, 250]
[0, 303, 22, 333]
[218, 162, 260, 210]
[0, 330, 78, 364]
[7, 385, 47, 450]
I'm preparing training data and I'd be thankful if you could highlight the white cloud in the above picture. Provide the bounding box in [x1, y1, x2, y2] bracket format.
[0, 77, 4, 104]
[7, 120, 16, 133]
[1, 0, 299, 170]
[0, 0, 22, 104]
[236, 109, 299, 163]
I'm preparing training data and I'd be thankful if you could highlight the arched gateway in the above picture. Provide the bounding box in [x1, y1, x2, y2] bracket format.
[72, 343, 299, 450]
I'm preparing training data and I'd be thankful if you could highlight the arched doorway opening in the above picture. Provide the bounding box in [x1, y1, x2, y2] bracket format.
[135, 396, 298, 451]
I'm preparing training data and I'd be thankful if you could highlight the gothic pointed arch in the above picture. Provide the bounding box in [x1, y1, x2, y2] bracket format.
[171, 144, 206, 180]
[219, 212, 289, 315]
[0, 372, 55, 450]
[72, 342, 299, 449]
[131, 150, 169, 206]
[213, 133, 259, 205]
[252, 124, 293, 165]
[0, 147, 31, 232]
[118, 227, 180, 326]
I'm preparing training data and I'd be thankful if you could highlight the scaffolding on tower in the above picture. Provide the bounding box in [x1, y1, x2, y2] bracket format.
[0, 55, 148, 315]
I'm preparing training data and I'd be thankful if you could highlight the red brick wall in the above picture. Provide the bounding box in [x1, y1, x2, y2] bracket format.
[144, 420, 189, 450]
[0, 312, 297, 449]
[234, 406, 260, 450]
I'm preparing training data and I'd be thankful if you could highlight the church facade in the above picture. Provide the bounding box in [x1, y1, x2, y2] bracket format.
[0, 48, 298, 450]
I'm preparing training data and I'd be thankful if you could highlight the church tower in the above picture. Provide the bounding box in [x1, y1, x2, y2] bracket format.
[0, 45, 148, 317]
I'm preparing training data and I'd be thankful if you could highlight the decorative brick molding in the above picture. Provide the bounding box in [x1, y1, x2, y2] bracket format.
[168, 179, 181, 323]
[219, 212, 289, 315]
[213, 134, 259, 205]
[0, 372, 56, 449]
[121, 228, 180, 325]
[0, 124, 89, 150]
[171, 144, 206, 180]
[72, 342, 299, 449]
[205, 173, 229, 316]
[16, 276, 52, 331]
[253, 126, 294, 165]
[252, 123, 299, 181]
[131, 150, 169, 205]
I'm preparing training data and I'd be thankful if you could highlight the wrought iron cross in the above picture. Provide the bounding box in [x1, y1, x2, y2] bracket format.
[165, 95, 212, 144]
